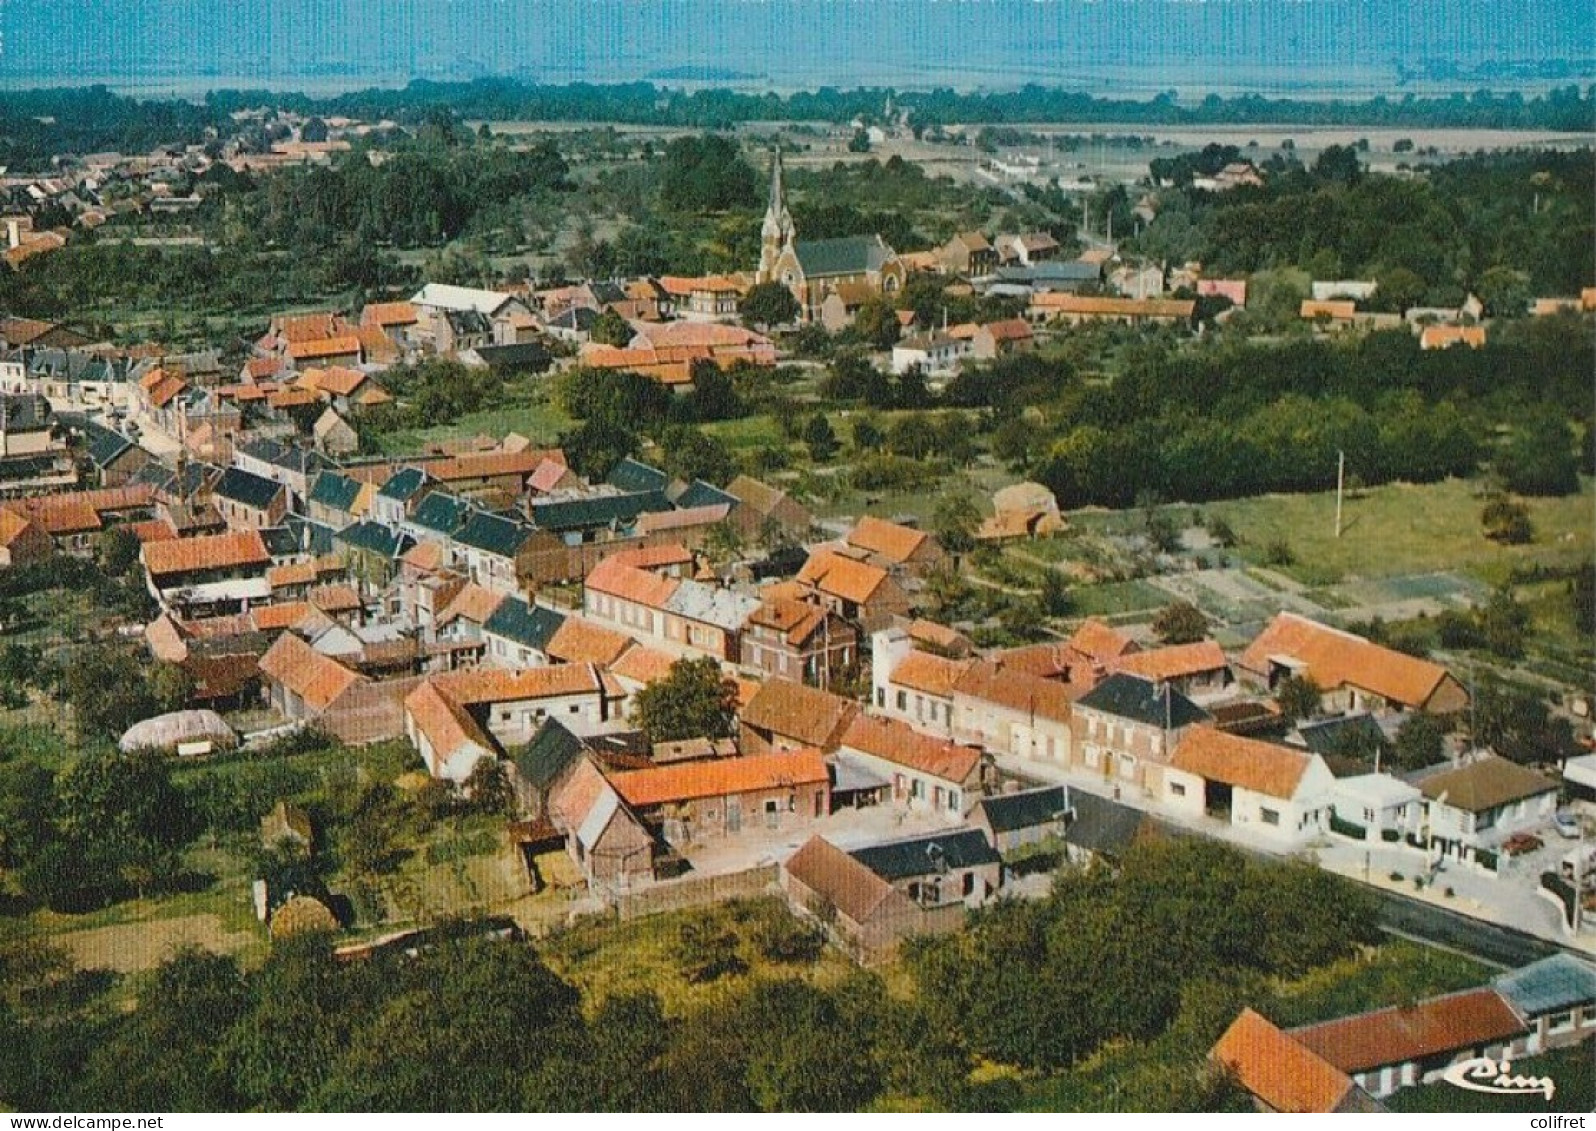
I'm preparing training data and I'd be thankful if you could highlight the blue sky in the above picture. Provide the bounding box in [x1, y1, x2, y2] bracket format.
[2, 0, 1591, 95]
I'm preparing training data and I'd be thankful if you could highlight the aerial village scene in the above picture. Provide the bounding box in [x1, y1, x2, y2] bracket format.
[0, 0, 1590, 1116]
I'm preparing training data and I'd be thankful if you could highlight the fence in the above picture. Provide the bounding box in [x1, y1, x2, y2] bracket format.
[607, 863, 780, 921]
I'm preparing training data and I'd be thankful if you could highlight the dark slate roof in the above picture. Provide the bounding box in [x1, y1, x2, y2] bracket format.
[995, 261, 1102, 283]
[238, 437, 324, 475]
[483, 596, 566, 652]
[335, 520, 412, 558]
[675, 479, 737, 510]
[454, 510, 532, 557]
[214, 466, 284, 510]
[446, 310, 492, 336]
[308, 471, 363, 512]
[513, 719, 586, 791]
[82, 420, 136, 468]
[794, 235, 896, 278]
[1063, 791, 1148, 859]
[1076, 673, 1209, 729]
[849, 828, 1000, 882]
[531, 490, 671, 533]
[1493, 954, 1596, 1018]
[258, 524, 302, 558]
[590, 281, 627, 305]
[0, 393, 52, 432]
[410, 491, 471, 536]
[606, 457, 669, 494]
[378, 466, 429, 501]
[472, 342, 553, 373]
[281, 514, 336, 556]
[1295, 713, 1387, 757]
[976, 785, 1069, 835]
[549, 306, 599, 332]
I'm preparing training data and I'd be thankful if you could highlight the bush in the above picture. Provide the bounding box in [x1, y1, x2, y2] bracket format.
[1263, 538, 1296, 567]
[1380, 828, 1401, 843]
[1389, 871, 1405, 882]
[1330, 813, 1367, 840]
[1475, 849, 1498, 872]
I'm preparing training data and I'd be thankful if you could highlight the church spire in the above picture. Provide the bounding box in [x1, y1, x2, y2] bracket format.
[758, 147, 794, 283]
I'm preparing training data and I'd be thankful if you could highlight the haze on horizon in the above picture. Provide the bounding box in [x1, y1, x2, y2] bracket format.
[0, 0, 1592, 99]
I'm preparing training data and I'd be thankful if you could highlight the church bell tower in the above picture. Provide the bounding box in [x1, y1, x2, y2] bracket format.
[757, 148, 794, 284]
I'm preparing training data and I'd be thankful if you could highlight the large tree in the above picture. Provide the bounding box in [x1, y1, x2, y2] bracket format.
[1152, 601, 1210, 646]
[633, 657, 740, 743]
[739, 282, 799, 330]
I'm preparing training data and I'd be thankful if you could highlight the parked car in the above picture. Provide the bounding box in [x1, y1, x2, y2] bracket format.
[1552, 811, 1582, 839]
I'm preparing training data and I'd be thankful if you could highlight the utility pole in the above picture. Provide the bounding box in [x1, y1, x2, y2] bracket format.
[1334, 449, 1345, 538]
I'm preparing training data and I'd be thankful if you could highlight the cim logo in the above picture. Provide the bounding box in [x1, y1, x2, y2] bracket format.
[1441, 1055, 1555, 1102]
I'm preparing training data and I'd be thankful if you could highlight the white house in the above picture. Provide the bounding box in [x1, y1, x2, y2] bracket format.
[1164, 726, 1335, 843]
[1419, 754, 1559, 864]
[890, 332, 969, 378]
[1330, 773, 1423, 841]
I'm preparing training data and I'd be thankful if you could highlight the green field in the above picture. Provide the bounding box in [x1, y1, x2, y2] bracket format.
[1199, 477, 1595, 586]
[374, 393, 573, 455]
[541, 896, 862, 1016]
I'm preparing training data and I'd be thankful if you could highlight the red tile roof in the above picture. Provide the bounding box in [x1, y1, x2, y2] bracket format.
[1240, 612, 1455, 710]
[846, 515, 930, 564]
[954, 660, 1074, 723]
[1211, 1009, 1361, 1113]
[1291, 989, 1527, 1075]
[286, 335, 362, 361]
[610, 748, 828, 808]
[257, 632, 365, 711]
[1069, 618, 1139, 663]
[1171, 727, 1314, 800]
[1113, 640, 1228, 682]
[361, 301, 418, 327]
[890, 650, 971, 698]
[796, 550, 887, 605]
[740, 679, 860, 750]
[784, 835, 914, 925]
[143, 529, 270, 578]
[546, 616, 634, 667]
[430, 663, 607, 707]
[585, 555, 681, 609]
[840, 714, 982, 784]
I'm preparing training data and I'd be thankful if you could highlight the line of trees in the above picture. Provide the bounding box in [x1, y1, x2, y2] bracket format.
[0, 836, 1389, 1111]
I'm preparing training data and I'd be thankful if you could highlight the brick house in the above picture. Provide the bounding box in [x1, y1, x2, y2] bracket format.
[1240, 612, 1469, 716]
[739, 597, 858, 689]
[1070, 673, 1209, 797]
[738, 678, 860, 757]
[836, 713, 985, 820]
[850, 827, 1002, 910]
[609, 748, 831, 848]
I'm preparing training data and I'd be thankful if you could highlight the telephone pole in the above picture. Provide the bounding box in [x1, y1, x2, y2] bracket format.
[1334, 449, 1346, 538]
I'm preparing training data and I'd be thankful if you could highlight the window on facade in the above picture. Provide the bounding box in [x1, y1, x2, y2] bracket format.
[896, 690, 907, 710]
[1261, 808, 1280, 826]
[948, 791, 960, 811]
[1549, 1011, 1576, 1033]
[876, 688, 885, 708]
[1365, 808, 1375, 823]
[1171, 782, 1186, 797]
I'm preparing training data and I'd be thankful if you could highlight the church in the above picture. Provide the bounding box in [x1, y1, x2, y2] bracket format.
[756, 149, 906, 325]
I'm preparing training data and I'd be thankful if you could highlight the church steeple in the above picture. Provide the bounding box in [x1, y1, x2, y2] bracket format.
[758, 147, 794, 283]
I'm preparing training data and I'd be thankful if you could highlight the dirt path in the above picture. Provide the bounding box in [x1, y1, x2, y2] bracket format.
[54, 913, 254, 974]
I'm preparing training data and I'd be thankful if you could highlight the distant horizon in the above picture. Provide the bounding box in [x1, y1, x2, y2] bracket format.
[1, 0, 1591, 100]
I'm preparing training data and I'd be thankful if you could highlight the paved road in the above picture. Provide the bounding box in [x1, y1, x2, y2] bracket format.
[1374, 890, 1563, 970]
